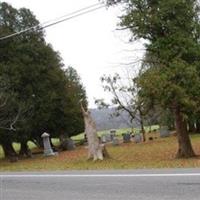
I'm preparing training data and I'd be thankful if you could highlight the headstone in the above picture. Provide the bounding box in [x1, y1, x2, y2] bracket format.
[61, 138, 76, 151]
[160, 126, 170, 137]
[41, 132, 55, 156]
[66, 138, 76, 150]
[122, 133, 131, 143]
[105, 133, 112, 142]
[134, 134, 142, 143]
[110, 129, 116, 134]
[110, 129, 116, 141]
[101, 134, 107, 143]
[112, 137, 119, 146]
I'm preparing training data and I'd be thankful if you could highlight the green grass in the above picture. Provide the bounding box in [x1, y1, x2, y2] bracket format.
[1, 132, 200, 171]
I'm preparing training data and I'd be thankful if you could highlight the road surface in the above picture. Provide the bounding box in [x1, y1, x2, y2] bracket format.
[1, 168, 200, 200]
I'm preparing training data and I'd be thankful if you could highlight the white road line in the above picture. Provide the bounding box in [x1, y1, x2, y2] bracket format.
[0, 173, 200, 178]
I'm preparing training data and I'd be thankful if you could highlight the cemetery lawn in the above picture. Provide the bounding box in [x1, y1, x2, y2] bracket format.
[1, 134, 200, 171]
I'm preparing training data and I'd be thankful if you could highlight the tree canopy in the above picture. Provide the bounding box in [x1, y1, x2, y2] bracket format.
[0, 2, 87, 159]
[107, 0, 200, 157]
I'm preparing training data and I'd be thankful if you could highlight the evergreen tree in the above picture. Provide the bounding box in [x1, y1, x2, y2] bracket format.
[0, 2, 87, 159]
[107, 0, 200, 157]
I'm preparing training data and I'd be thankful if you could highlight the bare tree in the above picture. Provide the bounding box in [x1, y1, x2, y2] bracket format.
[96, 72, 152, 142]
[80, 102, 109, 161]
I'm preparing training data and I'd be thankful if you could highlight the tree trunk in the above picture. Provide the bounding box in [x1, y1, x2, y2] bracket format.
[139, 108, 146, 142]
[19, 141, 32, 158]
[188, 120, 196, 133]
[174, 106, 195, 158]
[59, 133, 65, 144]
[196, 118, 200, 133]
[81, 103, 108, 160]
[141, 122, 146, 142]
[1, 140, 18, 162]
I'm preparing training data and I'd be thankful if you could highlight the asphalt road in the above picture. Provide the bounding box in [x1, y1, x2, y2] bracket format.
[1, 169, 200, 200]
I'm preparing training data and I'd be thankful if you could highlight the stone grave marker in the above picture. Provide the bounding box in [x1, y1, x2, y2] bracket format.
[160, 126, 170, 137]
[105, 133, 112, 142]
[112, 137, 119, 146]
[61, 138, 76, 151]
[101, 134, 107, 143]
[110, 129, 116, 141]
[66, 138, 76, 150]
[122, 133, 131, 143]
[134, 134, 142, 143]
[41, 132, 56, 156]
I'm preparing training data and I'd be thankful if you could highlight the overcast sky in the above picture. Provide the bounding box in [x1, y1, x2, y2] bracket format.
[4, 0, 145, 108]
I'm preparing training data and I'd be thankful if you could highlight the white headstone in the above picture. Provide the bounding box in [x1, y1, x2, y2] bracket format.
[41, 132, 55, 156]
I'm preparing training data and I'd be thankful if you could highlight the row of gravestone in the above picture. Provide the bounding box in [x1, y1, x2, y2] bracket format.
[41, 127, 170, 156]
[123, 133, 142, 143]
[100, 126, 171, 145]
[100, 131, 142, 145]
[101, 132, 119, 146]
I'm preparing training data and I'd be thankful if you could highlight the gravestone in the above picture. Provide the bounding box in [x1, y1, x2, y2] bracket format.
[105, 133, 112, 142]
[110, 129, 116, 141]
[60, 138, 76, 151]
[112, 137, 119, 146]
[101, 134, 107, 143]
[160, 126, 170, 137]
[122, 133, 131, 143]
[134, 134, 142, 143]
[41, 132, 55, 156]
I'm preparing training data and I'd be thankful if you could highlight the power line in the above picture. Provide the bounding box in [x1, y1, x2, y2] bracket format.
[40, 4, 105, 30]
[41, 2, 103, 26]
[0, 2, 105, 41]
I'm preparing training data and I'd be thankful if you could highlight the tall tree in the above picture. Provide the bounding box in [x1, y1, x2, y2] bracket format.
[107, 0, 200, 158]
[0, 2, 87, 159]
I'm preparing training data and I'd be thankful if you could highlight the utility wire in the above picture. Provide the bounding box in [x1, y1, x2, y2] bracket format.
[39, 2, 103, 27]
[0, 2, 105, 41]
[40, 4, 105, 30]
